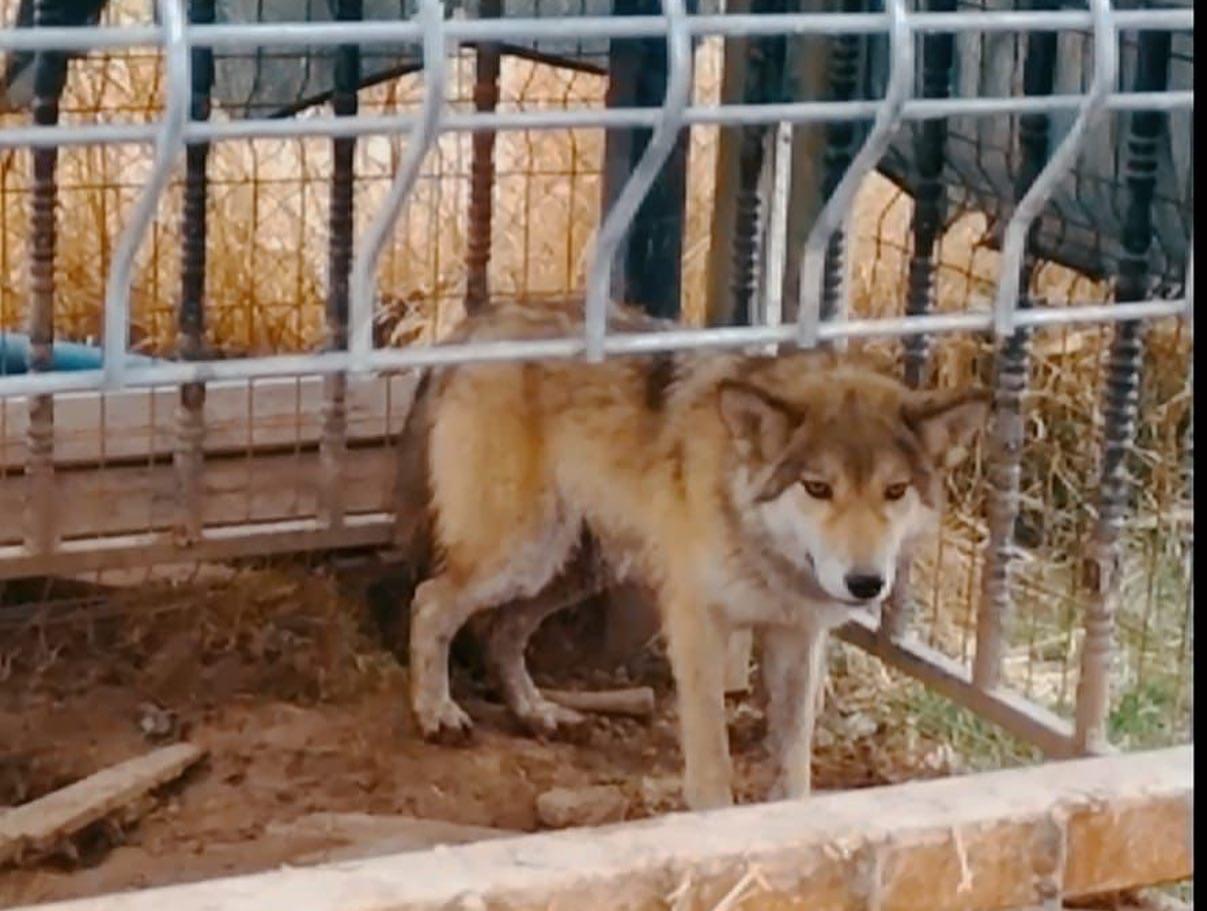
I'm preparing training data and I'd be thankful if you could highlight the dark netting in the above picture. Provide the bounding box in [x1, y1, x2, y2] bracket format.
[870, 0, 1193, 291]
[209, 0, 719, 117]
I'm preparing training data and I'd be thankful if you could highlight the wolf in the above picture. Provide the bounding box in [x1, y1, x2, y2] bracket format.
[394, 297, 989, 810]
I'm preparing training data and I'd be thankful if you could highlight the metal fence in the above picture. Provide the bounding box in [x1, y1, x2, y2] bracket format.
[0, 0, 1194, 764]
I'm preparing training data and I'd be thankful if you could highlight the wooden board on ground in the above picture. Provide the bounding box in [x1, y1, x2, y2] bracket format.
[0, 744, 206, 866]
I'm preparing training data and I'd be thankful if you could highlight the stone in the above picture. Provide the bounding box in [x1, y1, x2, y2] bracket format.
[535, 785, 629, 830]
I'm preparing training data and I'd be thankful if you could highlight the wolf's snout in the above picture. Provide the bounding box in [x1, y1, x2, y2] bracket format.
[844, 572, 884, 601]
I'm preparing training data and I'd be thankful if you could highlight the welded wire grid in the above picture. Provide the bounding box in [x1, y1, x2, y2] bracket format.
[0, 0, 1194, 759]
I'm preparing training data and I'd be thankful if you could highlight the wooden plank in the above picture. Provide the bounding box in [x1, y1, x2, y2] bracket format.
[17, 747, 1191, 911]
[543, 687, 655, 719]
[0, 447, 396, 546]
[0, 514, 395, 581]
[0, 373, 418, 470]
[0, 744, 206, 866]
[836, 612, 1080, 759]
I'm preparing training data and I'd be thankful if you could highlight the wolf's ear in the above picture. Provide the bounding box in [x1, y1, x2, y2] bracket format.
[718, 381, 798, 463]
[902, 388, 992, 470]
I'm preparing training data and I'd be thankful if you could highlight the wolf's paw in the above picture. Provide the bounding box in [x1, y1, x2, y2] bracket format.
[414, 696, 475, 745]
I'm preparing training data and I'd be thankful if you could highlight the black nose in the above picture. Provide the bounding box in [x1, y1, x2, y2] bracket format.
[844, 573, 884, 601]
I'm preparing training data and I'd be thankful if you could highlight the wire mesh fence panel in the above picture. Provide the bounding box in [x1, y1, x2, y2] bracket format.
[0, 0, 1193, 771]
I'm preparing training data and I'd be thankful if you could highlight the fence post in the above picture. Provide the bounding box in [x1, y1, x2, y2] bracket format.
[972, 0, 1059, 691]
[601, 0, 689, 320]
[724, 0, 785, 329]
[23, 0, 69, 556]
[1074, 27, 1172, 754]
[320, 0, 363, 532]
[816, 0, 868, 330]
[880, 0, 957, 644]
[175, 0, 216, 546]
[465, 0, 501, 316]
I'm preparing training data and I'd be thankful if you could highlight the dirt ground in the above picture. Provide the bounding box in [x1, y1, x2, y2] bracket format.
[0, 564, 958, 908]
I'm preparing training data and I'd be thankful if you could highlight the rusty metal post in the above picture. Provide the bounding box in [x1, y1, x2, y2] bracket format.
[1074, 28, 1172, 754]
[174, 0, 216, 545]
[722, 0, 785, 329]
[816, 0, 865, 328]
[465, 0, 501, 316]
[972, 3, 1057, 691]
[880, 0, 956, 643]
[320, 0, 363, 531]
[23, 0, 69, 555]
[601, 0, 689, 320]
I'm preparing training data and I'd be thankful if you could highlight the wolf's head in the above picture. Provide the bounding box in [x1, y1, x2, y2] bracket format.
[718, 368, 990, 607]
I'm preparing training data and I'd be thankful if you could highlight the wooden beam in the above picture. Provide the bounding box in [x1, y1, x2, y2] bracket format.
[18, 747, 1191, 911]
[0, 373, 418, 471]
[0, 513, 394, 581]
[0, 447, 397, 546]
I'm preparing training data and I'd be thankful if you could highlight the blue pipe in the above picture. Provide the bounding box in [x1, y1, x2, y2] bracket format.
[0, 332, 158, 375]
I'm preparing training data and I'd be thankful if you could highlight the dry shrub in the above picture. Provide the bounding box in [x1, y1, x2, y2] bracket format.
[0, 566, 396, 705]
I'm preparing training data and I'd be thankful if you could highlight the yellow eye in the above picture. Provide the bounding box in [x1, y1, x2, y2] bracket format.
[802, 480, 833, 500]
[885, 482, 909, 502]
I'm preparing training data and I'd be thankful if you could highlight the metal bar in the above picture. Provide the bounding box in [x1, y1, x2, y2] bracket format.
[0, 10, 1193, 56]
[0, 92, 1193, 151]
[760, 121, 793, 334]
[881, 0, 958, 645]
[815, 0, 867, 334]
[703, 0, 755, 329]
[319, 0, 364, 532]
[1074, 23, 1174, 755]
[726, 122, 769, 328]
[837, 613, 1078, 758]
[584, 0, 692, 360]
[990, 0, 1119, 338]
[901, 0, 955, 391]
[21, 0, 68, 556]
[769, 7, 832, 329]
[795, 0, 912, 348]
[724, 0, 788, 328]
[0, 298, 1190, 398]
[974, 0, 1065, 693]
[464, 0, 502, 316]
[174, 0, 216, 546]
[347, 0, 446, 371]
[603, 0, 691, 321]
[100, 0, 189, 389]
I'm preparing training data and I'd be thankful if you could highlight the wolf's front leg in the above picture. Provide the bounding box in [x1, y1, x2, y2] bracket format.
[662, 590, 734, 811]
[409, 575, 480, 743]
[760, 624, 829, 801]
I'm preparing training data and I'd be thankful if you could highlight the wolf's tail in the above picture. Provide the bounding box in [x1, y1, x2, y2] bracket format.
[392, 369, 436, 586]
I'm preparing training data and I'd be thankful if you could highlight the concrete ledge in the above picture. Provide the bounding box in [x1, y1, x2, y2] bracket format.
[19, 747, 1191, 911]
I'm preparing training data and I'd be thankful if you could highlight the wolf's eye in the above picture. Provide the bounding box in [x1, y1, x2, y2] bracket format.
[885, 482, 909, 502]
[802, 480, 833, 500]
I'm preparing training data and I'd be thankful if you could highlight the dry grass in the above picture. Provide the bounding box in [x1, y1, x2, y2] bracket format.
[0, 1, 1192, 751]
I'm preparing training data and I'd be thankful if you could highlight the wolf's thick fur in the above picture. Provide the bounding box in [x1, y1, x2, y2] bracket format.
[396, 298, 988, 809]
